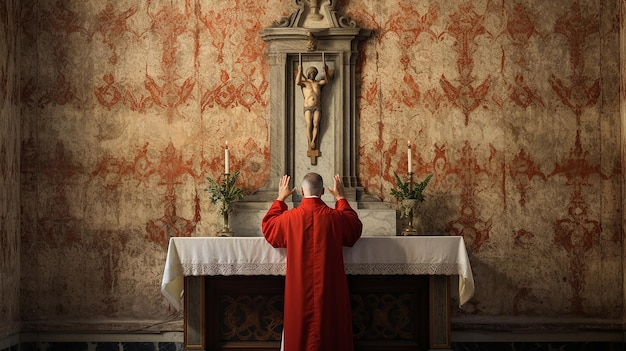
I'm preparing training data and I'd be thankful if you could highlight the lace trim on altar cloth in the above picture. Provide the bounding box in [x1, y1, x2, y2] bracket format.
[345, 263, 461, 276]
[182, 262, 287, 276]
[182, 262, 464, 277]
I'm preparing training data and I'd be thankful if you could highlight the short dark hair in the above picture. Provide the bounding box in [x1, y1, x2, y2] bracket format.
[302, 173, 323, 196]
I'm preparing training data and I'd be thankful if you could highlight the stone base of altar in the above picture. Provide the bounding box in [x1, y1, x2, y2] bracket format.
[183, 275, 451, 351]
[230, 198, 397, 237]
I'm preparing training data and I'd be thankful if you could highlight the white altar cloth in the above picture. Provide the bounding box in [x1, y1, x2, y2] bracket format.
[161, 236, 475, 311]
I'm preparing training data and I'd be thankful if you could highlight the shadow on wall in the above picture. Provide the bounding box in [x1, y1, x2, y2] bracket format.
[396, 193, 457, 236]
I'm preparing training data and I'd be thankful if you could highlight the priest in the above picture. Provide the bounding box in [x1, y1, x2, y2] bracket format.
[262, 173, 363, 351]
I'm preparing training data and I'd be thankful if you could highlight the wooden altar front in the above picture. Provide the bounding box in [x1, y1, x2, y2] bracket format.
[161, 237, 474, 351]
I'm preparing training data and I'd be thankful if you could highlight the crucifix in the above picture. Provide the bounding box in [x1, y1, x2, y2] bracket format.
[296, 52, 333, 165]
[307, 148, 320, 165]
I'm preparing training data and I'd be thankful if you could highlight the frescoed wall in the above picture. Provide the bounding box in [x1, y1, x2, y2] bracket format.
[9, 0, 624, 335]
[0, 0, 21, 340]
[354, 0, 622, 322]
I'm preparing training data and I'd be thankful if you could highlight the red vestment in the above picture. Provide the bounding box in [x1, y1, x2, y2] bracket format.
[262, 197, 362, 351]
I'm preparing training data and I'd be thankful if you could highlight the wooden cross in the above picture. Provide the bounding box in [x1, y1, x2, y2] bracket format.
[307, 148, 320, 165]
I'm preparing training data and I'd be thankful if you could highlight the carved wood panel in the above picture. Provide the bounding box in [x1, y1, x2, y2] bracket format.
[203, 275, 430, 351]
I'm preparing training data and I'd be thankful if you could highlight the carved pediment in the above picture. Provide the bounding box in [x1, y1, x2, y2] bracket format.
[272, 0, 359, 29]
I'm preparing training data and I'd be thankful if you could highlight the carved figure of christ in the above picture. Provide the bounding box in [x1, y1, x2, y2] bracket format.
[296, 55, 331, 152]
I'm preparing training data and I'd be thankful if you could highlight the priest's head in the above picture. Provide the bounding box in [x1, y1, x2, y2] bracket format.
[301, 172, 324, 197]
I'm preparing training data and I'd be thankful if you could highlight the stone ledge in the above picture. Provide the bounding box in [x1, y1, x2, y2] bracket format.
[230, 204, 396, 237]
[451, 316, 625, 342]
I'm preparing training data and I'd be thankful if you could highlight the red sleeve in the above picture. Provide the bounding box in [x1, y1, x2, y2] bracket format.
[261, 200, 289, 248]
[334, 198, 363, 247]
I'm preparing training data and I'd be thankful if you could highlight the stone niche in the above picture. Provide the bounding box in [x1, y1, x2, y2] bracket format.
[230, 0, 396, 236]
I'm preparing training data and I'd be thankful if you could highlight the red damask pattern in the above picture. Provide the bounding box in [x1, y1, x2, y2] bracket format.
[88, 1, 273, 250]
[509, 149, 546, 207]
[17, 0, 620, 320]
[93, 142, 200, 249]
[145, 5, 196, 122]
[200, 69, 268, 112]
[91, 139, 270, 249]
[384, 4, 439, 110]
[550, 132, 603, 312]
[439, 4, 492, 126]
[546, 3, 603, 313]
[92, 2, 270, 118]
[94, 4, 140, 65]
[549, 3, 600, 126]
[198, 1, 269, 112]
[357, 1, 611, 313]
[509, 74, 545, 109]
[444, 142, 495, 253]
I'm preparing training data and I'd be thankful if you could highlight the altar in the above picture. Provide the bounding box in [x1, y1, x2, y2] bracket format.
[161, 236, 474, 351]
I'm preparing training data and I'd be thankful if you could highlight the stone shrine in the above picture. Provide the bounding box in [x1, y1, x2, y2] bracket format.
[230, 0, 397, 237]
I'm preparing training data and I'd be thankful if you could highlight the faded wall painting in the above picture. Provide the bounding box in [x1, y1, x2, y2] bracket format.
[13, 0, 623, 333]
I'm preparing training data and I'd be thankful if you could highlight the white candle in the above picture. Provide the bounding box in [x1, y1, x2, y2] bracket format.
[225, 141, 230, 175]
[407, 140, 412, 173]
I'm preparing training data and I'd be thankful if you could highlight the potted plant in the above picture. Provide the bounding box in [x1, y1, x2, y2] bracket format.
[205, 170, 244, 236]
[390, 171, 433, 235]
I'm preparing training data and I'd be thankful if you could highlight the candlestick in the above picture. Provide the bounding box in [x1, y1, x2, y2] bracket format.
[322, 52, 325, 65]
[299, 53, 302, 67]
[407, 140, 412, 172]
[225, 141, 230, 175]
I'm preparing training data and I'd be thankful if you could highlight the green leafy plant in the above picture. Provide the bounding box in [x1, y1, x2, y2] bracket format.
[390, 171, 433, 202]
[205, 170, 244, 215]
